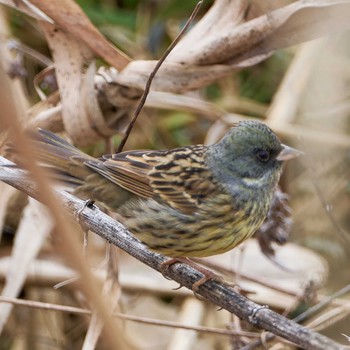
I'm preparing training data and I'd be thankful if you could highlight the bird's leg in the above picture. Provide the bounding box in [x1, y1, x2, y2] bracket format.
[160, 257, 224, 292]
[160, 258, 187, 286]
[77, 199, 96, 218]
[76, 199, 96, 256]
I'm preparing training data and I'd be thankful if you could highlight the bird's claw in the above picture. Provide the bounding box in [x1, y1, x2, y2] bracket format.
[77, 199, 96, 217]
[160, 258, 183, 279]
[160, 257, 227, 298]
[172, 284, 184, 291]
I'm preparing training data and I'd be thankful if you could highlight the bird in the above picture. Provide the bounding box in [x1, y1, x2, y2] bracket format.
[30, 120, 301, 263]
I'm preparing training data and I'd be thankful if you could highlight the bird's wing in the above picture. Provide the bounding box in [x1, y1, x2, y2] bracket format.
[85, 146, 217, 213]
[85, 150, 153, 199]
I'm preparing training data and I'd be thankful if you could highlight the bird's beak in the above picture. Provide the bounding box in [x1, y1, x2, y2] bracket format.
[276, 144, 303, 161]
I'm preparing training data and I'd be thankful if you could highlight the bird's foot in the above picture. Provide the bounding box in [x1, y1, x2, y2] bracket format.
[77, 199, 96, 219]
[76, 199, 96, 230]
[160, 258, 187, 287]
[192, 269, 224, 293]
[76, 199, 96, 255]
[160, 257, 225, 293]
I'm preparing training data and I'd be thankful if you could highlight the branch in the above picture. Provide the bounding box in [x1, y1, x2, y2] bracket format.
[0, 156, 345, 350]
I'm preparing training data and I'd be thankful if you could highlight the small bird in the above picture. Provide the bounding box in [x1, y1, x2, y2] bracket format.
[32, 121, 301, 260]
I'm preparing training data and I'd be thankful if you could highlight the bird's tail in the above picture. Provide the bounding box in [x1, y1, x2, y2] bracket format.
[7, 129, 133, 209]
[32, 129, 96, 186]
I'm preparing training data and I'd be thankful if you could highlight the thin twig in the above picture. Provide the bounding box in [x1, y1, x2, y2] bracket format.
[7, 39, 53, 67]
[0, 296, 260, 338]
[192, 257, 299, 298]
[307, 305, 350, 331]
[293, 283, 350, 324]
[303, 152, 350, 245]
[116, 0, 204, 153]
[241, 283, 350, 350]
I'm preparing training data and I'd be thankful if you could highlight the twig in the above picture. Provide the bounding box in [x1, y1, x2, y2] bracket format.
[293, 283, 350, 324]
[7, 39, 53, 67]
[116, 0, 204, 153]
[241, 283, 350, 349]
[303, 152, 350, 245]
[296, 149, 350, 245]
[342, 334, 350, 342]
[0, 296, 260, 338]
[192, 257, 299, 297]
[307, 305, 350, 331]
[0, 156, 345, 350]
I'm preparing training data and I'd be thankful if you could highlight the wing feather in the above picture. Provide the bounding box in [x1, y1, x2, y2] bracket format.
[85, 145, 218, 213]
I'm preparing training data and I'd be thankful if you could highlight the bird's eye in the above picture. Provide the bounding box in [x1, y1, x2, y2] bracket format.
[256, 149, 270, 162]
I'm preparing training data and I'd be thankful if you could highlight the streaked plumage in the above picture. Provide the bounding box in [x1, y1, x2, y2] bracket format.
[32, 121, 301, 257]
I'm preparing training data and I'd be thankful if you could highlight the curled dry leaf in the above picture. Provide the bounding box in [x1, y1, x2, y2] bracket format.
[2, 1, 137, 144]
[40, 22, 98, 145]
[94, 67, 143, 131]
[39, 22, 138, 145]
[254, 187, 293, 258]
[145, 91, 224, 122]
[29, 0, 130, 70]
[112, 60, 234, 93]
[33, 66, 58, 100]
[27, 91, 63, 132]
[169, 0, 350, 66]
[85, 0, 350, 112]
[0, 0, 53, 22]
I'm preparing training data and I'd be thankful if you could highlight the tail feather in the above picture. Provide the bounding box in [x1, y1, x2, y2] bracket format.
[7, 129, 133, 209]
[33, 129, 94, 182]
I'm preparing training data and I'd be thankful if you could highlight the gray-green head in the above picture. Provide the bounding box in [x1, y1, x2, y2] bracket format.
[206, 120, 301, 191]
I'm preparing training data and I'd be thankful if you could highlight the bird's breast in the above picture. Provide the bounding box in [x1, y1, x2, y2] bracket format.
[121, 187, 272, 258]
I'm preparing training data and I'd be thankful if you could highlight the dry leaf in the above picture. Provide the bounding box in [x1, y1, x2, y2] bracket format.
[29, 0, 130, 69]
[95, 0, 350, 102]
[169, 0, 350, 66]
[40, 22, 116, 145]
[0, 0, 53, 22]
[113, 60, 233, 93]
[0, 198, 52, 334]
[254, 187, 293, 258]
[4, 0, 350, 146]
[27, 91, 64, 132]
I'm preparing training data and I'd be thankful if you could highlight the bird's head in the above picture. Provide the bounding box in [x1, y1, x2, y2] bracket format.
[206, 121, 302, 191]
